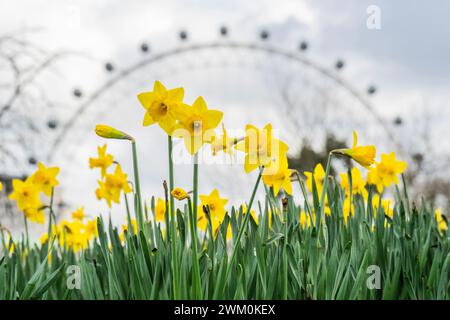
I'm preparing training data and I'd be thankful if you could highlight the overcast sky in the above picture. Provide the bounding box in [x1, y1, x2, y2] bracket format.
[1, 0, 449, 235]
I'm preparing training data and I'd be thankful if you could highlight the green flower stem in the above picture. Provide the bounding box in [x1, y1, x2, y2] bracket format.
[262, 183, 277, 216]
[168, 136, 176, 224]
[187, 197, 202, 299]
[131, 140, 144, 232]
[294, 172, 314, 222]
[401, 173, 411, 218]
[318, 153, 332, 230]
[23, 215, 29, 250]
[124, 193, 133, 236]
[168, 135, 179, 299]
[347, 168, 353, 219]
[225, 169, 262, 283]
[193, 152, 199, 228]
[192, 152, 201, 298]
[46, 187, 55, 251]
[282, 196, 289, 299]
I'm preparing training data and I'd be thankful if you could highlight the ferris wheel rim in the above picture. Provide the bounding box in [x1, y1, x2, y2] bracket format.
[48, 40, 400, 161]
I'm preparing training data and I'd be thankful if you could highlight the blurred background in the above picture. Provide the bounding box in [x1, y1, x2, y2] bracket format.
[1, 0, 449, 237]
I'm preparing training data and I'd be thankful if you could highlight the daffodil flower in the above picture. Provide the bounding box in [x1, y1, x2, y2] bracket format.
[332, 131, 376, 168]
[435, 209, 448, 235]
[9, 177, 41, 212]
[23, 206, 45, 224]
[343, 197, 354, 224]
[137, 80, 185, 135]
[120, 219, 138, 242]
[240, 204, 258, 225]
[96, 164, 132, 208]
[235, 124, 288, 173]
[300, 211, 315, 229]
[304, 163, 326, 194]
[172, 96, 223, 155]
[340, 167, 367, 197]
[210, 123, 238, 156]
[171, 187, 190, 201]
[71, 207, 85, 220]
[30, 162, 60, 197]
[197, 189, 228, 233]
[367, 152, 407, 192]
[371, 195, 394, 227]
[89, 144, 114, 177]
[40, 233, 49, 245]
[262, 155, 294, 196]
[155, 197, 167, 222]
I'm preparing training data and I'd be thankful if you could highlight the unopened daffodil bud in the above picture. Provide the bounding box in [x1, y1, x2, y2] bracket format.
[95, 125, 134, 141]
[171, 187, 190, 201]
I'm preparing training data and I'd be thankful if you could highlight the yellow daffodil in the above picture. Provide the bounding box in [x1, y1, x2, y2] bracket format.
[96, 164, 131, 208]
[60, 219, 91, 252]
[30, 162, 59, 196]
[371, 195, 394, 227]
[171, 187, 189, 201]
[85, 219, 99, 239]
[0, 181, 3, 192]
[5, 238, 15, 255]
[435, 209, 448, 235]
[262, 155, 294, 196]
[197, 189, 228, 232]
[173, 96, 223, 155]
[120, 219, 138, 242]
[332, 131, 376, 168]
[235, 124, 288, 173]
[137, 80, 185, 135]
[9, 177, 41, 211]
[155, 197, 166, 222]
[210, 123, 237, 156]
[240, 204, 258, 224]
[343, 197, 354, 224]
[89, 144, 114, 177]
[300, 211, 315, 229]
[226, 224, 233, 240]
[71, 207, 85, 220]
[340, 167, 367, 197]
[367, 152, 407, 192]
[304, 163, 326, 194]
[40, 233, 49, 245]
[95, 125, 134, 141]
[24, 206, 45, 224]
[110, 164, 132, 193]
[95, 180, 115, 208]
[366, 166, 384, 193]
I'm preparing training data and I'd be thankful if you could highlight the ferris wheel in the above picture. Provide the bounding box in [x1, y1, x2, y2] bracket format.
[0, 25, 402, 182]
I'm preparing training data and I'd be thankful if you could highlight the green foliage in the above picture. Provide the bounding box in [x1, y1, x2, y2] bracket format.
[1, 178, 449, 300]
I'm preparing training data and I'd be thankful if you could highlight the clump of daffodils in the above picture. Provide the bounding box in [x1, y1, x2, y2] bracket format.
[40, 207, 98, 253]
[89, 144, 132, 208]
[9, 162, 60, 224]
